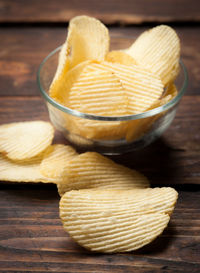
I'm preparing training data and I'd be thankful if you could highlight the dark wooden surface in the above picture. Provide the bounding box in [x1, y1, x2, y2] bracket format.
[0, 1, 200, 272]
[0, 0, 200, 24]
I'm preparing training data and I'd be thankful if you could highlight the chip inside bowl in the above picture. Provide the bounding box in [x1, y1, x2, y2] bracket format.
[51, 15, 109, 87]
[105, 50, 137, 65]
[126, 25, 180, 86]
[85, 62, 164, 115]
[68, 69, 128, 116]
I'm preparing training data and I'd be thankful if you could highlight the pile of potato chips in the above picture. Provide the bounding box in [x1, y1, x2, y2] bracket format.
[0, 120, 178, 253]
[49, 15, 180, 141]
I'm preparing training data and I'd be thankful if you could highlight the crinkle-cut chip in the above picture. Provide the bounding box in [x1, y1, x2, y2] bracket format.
[50, 16, 109, 89]
[126, 25, 180, 86]
[66, 16, 109, 69]
[57, 152, 149, 196]
[85, 62, 164, 115]
[51, 42, 69, 86]
[68, 70, 128, 116]
[0, 121, 54, 161]
[59, 187, 178, 253]
[67, 117, 128, 140]
[0, 154, 56, 183]
[49, 60, 92, 104]
[105, 51, 137, 65]
[64, 111, 128, 140]
[40, 144, 78, 179]
[126, 93, 173, 142]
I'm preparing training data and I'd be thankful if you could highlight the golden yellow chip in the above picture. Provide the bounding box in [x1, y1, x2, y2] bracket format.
[51, 41, 69, 86]
[66, 15, 109, 69]
[67, 117, 128, 140]
[68, 69, 128, 116]
[50, 60, 92, 103]
[0, 153, 56, 183]
[40, 144, 77, 179]
[164, 83, 178, 98]
[126, 25, 180, 86]
[57, 152, 149, 196]
[85, 62, 164, 114]
[59, 187, 178, 253]
[126, 93, 173, 142]
[105, 51, 137, 65]
[51, 16, 109, 89]
[0, 121, 54, 161]
[66, 66, 129, 140]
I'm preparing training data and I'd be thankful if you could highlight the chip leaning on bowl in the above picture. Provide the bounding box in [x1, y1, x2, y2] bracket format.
[37, 15, 187, 155]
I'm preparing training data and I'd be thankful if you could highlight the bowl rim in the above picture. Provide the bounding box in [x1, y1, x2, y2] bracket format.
[37, 46, 188, 121]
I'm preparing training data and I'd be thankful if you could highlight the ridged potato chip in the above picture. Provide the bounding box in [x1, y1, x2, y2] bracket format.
[51, 41, 69, 86]
[126, 84, 178, 142]
[50, 60, 92, 103]
[51, 15, 109, 88]
[59, 187, 178, 253]
[126, 93, 173, 142]
[67, 67, 129, 140]
[66, 15, 109, 69]
[105, 51, 137, 65]
[40, 144, 77, 179]
[126, 25, 180, 86]
[51, 16, 109, 88]
[0, 154, 56, 183]
[57, 152, 149, 196]
[68, 69, 128, 116]
[66, 117, 128, 140]
[86, 62, 164, 114]
[0, 121, 54, 161]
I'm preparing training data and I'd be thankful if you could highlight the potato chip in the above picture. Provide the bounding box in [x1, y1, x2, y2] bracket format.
[0, 154, 56, 183]
[51, 15, 109, 88]
[126, 93, 173, 142]
[0, 121, 54, 161]
[105, 51, 137, 65]
[85, 62, 164, 114]
[66, 117, 128, 140]
[51, 41, 69, 86]
[164, 84, 178, 98]
[66, 67, 129, 140]
[126, 85, 178, 142]
[66, 16, 109, 69]
[50, 60, 92, 103]
[57, 152, 149, 196]
[40, 144, 77, 179]
[59, 187, 178, 253]
[68, 69, 128, 116]
[126, 25, 180, 86]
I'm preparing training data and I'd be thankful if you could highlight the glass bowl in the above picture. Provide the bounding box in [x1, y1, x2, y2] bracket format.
[37, 46, 188, 155]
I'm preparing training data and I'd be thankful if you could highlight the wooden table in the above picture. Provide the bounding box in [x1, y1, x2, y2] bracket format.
[0, 1, 200, 272]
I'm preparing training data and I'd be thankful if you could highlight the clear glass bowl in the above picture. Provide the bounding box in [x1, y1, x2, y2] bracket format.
[37, 46, 188, 155]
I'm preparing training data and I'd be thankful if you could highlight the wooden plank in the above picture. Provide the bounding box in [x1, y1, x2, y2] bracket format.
[0, 96, 199, 185]
[0, 26, 199, 96]
[0, 0, 200, 24]
[0, 184, 199, 272]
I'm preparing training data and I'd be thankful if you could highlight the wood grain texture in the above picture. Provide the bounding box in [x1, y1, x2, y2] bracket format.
[0, 0, 200, 24]
[0, 184, 199, 272]
[0, 26, 199, 96]
[0, 96, 199, 185]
